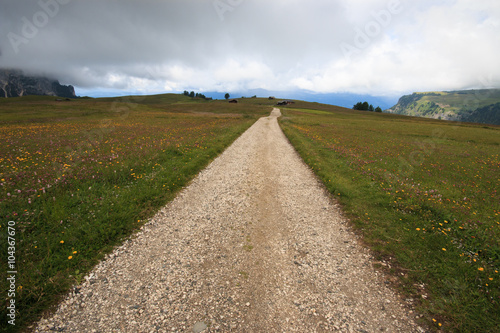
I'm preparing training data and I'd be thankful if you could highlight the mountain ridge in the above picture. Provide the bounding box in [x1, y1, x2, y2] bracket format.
[0, 69, 76, 98]
[386, 89, 500, 125]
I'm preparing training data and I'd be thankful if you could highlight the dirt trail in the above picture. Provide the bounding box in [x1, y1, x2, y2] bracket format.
[35, 109, 423, 332]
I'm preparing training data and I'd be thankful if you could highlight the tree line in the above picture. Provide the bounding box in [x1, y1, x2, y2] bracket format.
[353, 101, 382, 112]
[183, 91, 212, 100]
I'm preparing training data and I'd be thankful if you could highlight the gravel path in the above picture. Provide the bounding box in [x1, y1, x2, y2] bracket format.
[35, 109, 423, 332]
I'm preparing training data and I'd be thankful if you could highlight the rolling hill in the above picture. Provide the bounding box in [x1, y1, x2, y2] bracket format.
[386, 89, 500, 125]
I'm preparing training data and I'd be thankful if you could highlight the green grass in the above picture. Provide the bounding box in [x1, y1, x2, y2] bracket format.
[0, 95, 270, 332]
[3, 94, 498, 332]
[278, 105, 500, 332]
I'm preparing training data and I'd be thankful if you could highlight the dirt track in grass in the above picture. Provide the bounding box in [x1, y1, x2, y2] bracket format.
[35, 109, 423, 332]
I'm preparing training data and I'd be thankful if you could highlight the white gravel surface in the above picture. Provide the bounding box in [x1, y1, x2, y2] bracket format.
[34, 109, 424, 332]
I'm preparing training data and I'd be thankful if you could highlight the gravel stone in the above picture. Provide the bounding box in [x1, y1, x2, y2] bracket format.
[34, 109, 424, 332]
[192, 321, 207, 333]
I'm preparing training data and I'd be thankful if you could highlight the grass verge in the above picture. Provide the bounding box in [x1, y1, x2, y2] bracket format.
[0, 95, 270, 332]
[279, 106, 500, 332]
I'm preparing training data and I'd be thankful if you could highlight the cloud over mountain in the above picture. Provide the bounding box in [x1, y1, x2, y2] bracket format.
[1, 0, 499, 97]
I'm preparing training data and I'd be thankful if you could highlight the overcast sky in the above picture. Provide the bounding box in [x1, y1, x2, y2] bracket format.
[1, 0, 499, 97]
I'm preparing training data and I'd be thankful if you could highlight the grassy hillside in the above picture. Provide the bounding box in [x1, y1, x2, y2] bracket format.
[387, 89, 500, 125]
[278, 103, 500, 332]
[2, 94, 499, 332]
[0, 95, 270, 332]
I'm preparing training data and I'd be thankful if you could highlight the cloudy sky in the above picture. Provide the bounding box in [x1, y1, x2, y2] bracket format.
[1, 0, 499, 98]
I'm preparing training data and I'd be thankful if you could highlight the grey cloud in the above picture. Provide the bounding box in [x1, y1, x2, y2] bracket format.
[1, 0, 499, 95]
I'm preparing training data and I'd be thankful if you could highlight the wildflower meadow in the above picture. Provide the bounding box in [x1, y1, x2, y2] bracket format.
[279, 104, 499, 332]
[1, 95, 498, 332]
[0, 95, 269, 332]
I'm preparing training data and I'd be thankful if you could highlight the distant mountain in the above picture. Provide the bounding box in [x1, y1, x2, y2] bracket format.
[464, 102, 500, 125]
[386, 89, 500, 125]
[0, 69, 76, 98]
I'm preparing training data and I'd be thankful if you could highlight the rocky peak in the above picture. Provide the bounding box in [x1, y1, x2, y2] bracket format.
[0, 69, 76, 98]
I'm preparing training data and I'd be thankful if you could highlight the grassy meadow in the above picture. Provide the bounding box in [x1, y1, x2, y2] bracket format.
[1, 94, 499, 332]
[0, 95, 269, 332]
[279, 104, 500, 332]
